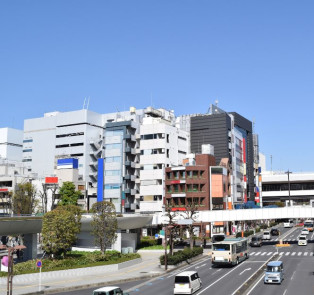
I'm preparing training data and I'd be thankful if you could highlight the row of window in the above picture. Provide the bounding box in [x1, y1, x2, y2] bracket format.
[105, 170, 121, 176]
[22, 159, 32, 162]
[166, 170, 205, 179]
[166, 197, 206, 207]
[105, 143, 122, 150]
[262, 183, 314, 191]
[106, 130, 123, 137]
[23, 149, 32, 152]
[56, 143, 84, 148]
[56, 132, 84, 138]
[23, 139, 33, 143]
[167, 183, 206, 193]
[105, 156, 122, 163]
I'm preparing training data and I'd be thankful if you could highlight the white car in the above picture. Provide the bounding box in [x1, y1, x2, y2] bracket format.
[298, 235, 307, 246]
[301, 228, 309, 235]
[262, 231, 271, 240]
[93, 287, 129, 295]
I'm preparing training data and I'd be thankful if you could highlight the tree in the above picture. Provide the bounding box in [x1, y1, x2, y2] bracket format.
[181, 198, 199, 249]
[91, 201, 118, 254]
[42, 205, 82, 258]
[163, 203, 180, 255]
[12, 182, 38, 215]
[58, 182, 82, 206]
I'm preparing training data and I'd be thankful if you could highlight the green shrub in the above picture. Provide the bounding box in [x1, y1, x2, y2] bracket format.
[160, 247, 203, 265]
[235, 230, 254, 238]
[139, 237, 157, 248]
[255, 227, 261, 233]
[260, 224, 268, 229]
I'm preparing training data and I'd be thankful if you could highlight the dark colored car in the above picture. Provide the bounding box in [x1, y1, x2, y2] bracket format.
[250, 236, 263, 247]
[270, 228, 280, 236]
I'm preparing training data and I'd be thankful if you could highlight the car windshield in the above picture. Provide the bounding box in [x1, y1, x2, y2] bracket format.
[213, 244, 230, 251]
[266, 266, 280, 272]
[175, 276, 190, 283]
[299, 237, 306, 240]
[252, 237, 259, 241]
[264, 232, 270, 235]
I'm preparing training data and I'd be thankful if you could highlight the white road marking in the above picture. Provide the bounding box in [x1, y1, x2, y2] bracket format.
[255, 252, 261, 256]
[239, 268, 251, 275]
[250, 252, 256, 255]
[285, 252, 290, 256]
[304, 252, 308, 256]
[267, 252, 272, 256]
[291, 270, 296, 280]
[279, 252, 284, 256]
[261, 252, 267, 256]
[310, 252, 313, 256]
[283, 289, 287, 295]
[196, 262, 246, 294]
[298, 252, 302, 256]
[291, 252, 296, 256]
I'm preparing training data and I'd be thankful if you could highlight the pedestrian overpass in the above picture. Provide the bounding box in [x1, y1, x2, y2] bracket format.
[154, 206, 314, 224]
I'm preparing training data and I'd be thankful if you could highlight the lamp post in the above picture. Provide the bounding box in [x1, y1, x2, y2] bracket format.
[285, 170, 292, 206]
[0, 244, 26, 295]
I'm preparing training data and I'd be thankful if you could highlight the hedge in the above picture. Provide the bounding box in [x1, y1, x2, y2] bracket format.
[139, 237, 158, 248]
[236, 230, 254, 238]
[160, 247, 203, 265]
[0, 251, 140, 276]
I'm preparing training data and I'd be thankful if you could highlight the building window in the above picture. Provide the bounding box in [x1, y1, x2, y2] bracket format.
[105, 143, 122, 150]
[187, 171, 193, 178]
[105, 184, 120, 189]
[105, 156, 122, 163]
[174, 171, 179, 179]
[23, 149, 32, 152]
[23, 139, 33, 143]
[173, 184, 179, 193]
[105, 170, 121, 176]
[22, 159, 32, 162]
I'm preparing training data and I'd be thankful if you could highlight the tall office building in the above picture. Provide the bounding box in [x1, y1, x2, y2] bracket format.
[177, 104, 255, 203]
[0, 128, 23, 162]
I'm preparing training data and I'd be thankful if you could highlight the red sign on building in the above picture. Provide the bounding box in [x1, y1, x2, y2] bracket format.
[45, 177, 58, 184]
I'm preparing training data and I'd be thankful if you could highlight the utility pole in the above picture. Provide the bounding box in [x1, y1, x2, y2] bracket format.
[285, 170, 292, 206]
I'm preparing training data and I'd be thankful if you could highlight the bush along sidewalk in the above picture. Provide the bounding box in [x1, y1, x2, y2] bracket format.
[159, 247, 203, 266]
[0, 250, 140, 277]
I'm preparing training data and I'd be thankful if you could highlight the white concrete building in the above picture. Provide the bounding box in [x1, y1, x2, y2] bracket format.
[23, 110, 104, 185]
[139, 108, 189, 213]
[0, 128, 23, 162]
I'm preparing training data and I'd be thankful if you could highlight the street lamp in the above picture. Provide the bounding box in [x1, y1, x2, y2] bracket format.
[285, 170, 292, 206]
[0, 244, 26, 295]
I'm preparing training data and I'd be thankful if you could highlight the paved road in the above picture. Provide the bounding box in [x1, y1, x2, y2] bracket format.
[123, 226, 313, 295]
[48, 226, 314, 295]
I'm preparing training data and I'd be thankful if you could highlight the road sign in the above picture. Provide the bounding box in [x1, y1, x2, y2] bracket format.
[36, 260, 42, 268]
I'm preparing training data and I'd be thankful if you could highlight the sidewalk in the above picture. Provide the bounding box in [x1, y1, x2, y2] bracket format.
[0, 249, 211, 295]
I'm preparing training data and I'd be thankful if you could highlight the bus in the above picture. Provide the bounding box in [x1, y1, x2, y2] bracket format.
[283, 219, 294, 228]
[304, 219, 314, 232]
[212, 238, 249, 266]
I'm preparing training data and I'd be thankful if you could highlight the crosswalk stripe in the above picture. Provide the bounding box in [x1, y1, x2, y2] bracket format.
[250, 252, 256, 255]
[292, 252, 296, 256]
[267, 252, 272, 256]
[279, 252, 284, 255]
[285, 252, 290, 256]
[311, 252, 313, 256]
[261, 252, 267, 256]
[298, 252, 302, 256]
[304, 252, 308, 256]
[255, 252, 261, 256]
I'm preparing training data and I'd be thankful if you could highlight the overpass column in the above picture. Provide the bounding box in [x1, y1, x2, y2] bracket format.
[23, 234, 37, 261]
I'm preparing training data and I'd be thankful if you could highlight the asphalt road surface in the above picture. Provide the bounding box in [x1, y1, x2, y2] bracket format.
[52, 226, 314, 295]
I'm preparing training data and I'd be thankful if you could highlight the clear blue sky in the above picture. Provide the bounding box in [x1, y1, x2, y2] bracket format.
[1, 1, 314, 172]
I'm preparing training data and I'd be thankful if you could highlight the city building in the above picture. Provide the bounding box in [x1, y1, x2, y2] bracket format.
[261, 171, 314, 206]
[177, 103, 255, 205]
[139, 107, 189, 213]
[0, 127, 23, 162]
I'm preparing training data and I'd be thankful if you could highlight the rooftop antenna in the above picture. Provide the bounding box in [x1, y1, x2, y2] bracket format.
[83, 97, 86, 109]
[270, 155, 273, 173]
[252, 117, 255, 133]
[215, 99, 219, 106]
[86, 97, 90, 110]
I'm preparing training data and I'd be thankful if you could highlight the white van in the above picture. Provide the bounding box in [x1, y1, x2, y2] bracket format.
[284, 220, 294, 228]
[174, 271, 202, 294]
[93, 287, 129, 295]
[262, 231, 271, 240]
